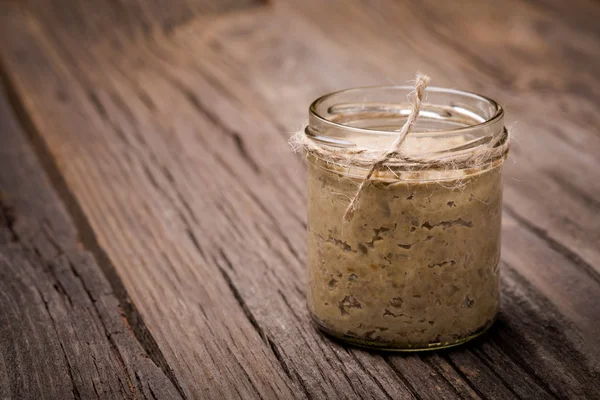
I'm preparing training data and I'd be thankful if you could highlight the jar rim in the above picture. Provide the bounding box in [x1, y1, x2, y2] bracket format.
[307, 85, 504, 151]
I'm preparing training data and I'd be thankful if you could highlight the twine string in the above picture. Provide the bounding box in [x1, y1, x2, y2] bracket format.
[342, 73, 430, 221]
[290, 73, 510, 222]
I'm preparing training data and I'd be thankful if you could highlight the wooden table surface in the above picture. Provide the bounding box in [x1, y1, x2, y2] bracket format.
[1, 0, 599, 398]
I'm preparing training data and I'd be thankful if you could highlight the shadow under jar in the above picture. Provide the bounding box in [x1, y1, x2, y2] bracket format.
[305, 86, 509, 351]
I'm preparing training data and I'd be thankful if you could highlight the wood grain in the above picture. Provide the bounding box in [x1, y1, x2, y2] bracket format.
[0, 84, 183, 399]
[1, 0, 599, 398]
[0, 8, 302, 400]
[168, 4, 600, 393]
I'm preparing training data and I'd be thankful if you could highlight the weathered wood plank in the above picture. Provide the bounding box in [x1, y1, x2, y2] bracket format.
[0, 84, 183, 399]
[0, 9, 305, 400]
[161, 4, 600, 397]
[1, 0, 600, 399]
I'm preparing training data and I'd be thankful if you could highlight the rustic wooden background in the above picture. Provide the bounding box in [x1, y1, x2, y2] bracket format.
[1, 0, 599, 398]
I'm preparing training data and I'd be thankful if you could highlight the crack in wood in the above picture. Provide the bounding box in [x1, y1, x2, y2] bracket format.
[0, 198, 18, 243]
[545, 170, 600, 212]
[422, 357, 474, 399]
[504, 205, 600, 285]
[382, 358, 422, 400]
[345, 351, 395, 400]
[471, 345, 559, 400]
[0, 71, 187, 399]
[63, 255, 138, 398]
[185, 228, 207, 260]
[325, 348, 365, 399]
[169, 77, 262, 174]
[34, 282, 82, 400]
[215, 251, 268, 343]
[409, 2, 515, 88]
[442, 353, 506, 400]
[210, 148, 307, 243]
[499, 262, 600, 398]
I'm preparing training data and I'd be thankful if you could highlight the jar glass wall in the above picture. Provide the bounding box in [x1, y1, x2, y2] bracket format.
[306, 86, 507, 351]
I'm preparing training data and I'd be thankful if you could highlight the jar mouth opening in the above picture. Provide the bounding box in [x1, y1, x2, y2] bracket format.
[307, 85, 504, 155]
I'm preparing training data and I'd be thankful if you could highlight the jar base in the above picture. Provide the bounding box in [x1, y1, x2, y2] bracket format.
[310, 314, 496, 352]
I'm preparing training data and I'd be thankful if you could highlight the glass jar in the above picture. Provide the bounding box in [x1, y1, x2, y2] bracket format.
[305, 86, 508, 351]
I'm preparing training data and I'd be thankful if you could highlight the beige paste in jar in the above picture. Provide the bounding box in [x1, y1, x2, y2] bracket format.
[307, 154, 502, 349]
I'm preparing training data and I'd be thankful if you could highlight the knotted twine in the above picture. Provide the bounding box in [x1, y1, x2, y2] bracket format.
[291, 73, 511, 222]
